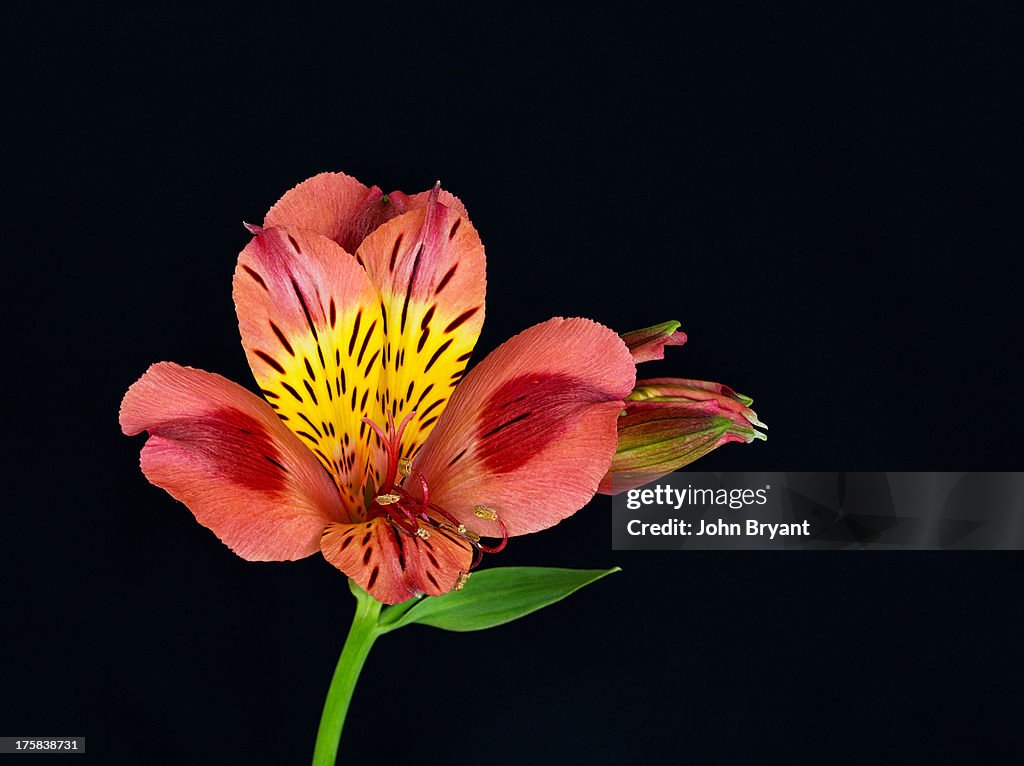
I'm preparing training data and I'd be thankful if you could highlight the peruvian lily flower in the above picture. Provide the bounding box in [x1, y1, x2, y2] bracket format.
[121, 172, 636, 604]
[600, 321, 767, 494]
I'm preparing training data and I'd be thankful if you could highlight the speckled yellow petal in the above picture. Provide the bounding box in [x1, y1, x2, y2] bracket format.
[233, 226, 386, 513]
[355, 190, 486, 462]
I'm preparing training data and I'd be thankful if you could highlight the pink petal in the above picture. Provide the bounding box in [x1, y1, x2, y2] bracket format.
[120, 363, 347, 560]
[264, 171, 469, 255]
[320, 518, 473, 604]
[234, 225, 388, 511]
[409, 318, 636, 538]
[353, 189, 486, 461]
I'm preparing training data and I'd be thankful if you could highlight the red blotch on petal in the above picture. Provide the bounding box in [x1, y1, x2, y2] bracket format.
[474, 373, 616, 474]
[148, 409, 288, 494]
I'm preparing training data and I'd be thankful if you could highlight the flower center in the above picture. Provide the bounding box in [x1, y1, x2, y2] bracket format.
[361, 413, 508, 579]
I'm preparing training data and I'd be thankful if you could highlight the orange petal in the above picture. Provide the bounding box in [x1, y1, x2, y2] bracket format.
[355, 190, 486, 463]
[264, 171, 469, 255]
[320, 518, 472, 604]
[233, 226, 386, 511]
[410, 318, 636, 538]
[120, 363, 347, 560]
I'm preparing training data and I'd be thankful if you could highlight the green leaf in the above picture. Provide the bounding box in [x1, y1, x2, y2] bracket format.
[382, 566, 620, 633]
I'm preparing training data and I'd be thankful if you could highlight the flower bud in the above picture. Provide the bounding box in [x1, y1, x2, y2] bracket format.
[620, 321, 688, 363]
[599, 378, 766, 494]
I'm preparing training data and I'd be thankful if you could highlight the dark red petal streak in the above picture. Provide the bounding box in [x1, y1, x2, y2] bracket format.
[147, 409, 287, 493]
[474, 373, 616, 474]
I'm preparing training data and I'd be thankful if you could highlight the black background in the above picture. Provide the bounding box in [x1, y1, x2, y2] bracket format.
[7, 4, 1023, 764]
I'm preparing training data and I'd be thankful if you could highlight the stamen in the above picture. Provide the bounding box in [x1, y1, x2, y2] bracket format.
[477, 518, 509, 553]
[428, 502, 463, 529]
[415, 472, 430, 512]
[457, 524, 467, 535]
[398, 457, 412, 477]
[375, 493, 401, 505]
[415, 527, 431, 540]
[393, 411, 416, 447]
[473, 505, 498, 521]
[362, 417, 391, 450]
[383, 412, 416, 491]
[454, 572, 470, 591]
[383, 504, 420, 537]
[362, 411, 417, 498]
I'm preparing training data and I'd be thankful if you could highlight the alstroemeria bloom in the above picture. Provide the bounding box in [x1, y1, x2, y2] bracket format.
[600, 322, 766, 494]
[121, 172, 635, 604]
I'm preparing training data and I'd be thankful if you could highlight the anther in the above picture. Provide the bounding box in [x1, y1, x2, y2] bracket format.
[415, 527, 431, 540]
[473, 505, 498, 521]
[457, 524, 467, 535]
[464, 530, 481, 543]
[454, 572, 470, 591]
[375, 493, 401, 505]
[398, 457, 412, 477]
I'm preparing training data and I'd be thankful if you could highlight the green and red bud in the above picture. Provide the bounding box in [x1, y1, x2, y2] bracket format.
[598, 379, 766, 495]
[627, 378, 764, 428]
[620, 320, 688, 363]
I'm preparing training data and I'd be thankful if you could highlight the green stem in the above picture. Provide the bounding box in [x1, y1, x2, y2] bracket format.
[311, 582, 383, 766]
